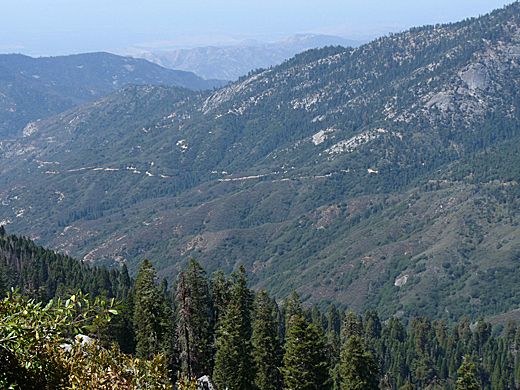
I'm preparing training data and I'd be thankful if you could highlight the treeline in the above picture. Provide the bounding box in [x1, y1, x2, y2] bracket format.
[0, 228, 131, 301]
[126, 259, 520, 390]
[2, 229, 520, 389]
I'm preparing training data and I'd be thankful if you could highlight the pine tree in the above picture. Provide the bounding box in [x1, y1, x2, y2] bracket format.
[117, 264, 132, 299]
[282, 312, 330, 390]
[210, 270, 231, 338]
[455, 356, 481, 390]
[328, 330, 341, 390]
[410, 318, 437, 386]
[341, 311, 363, 340]
[252, 290, 283, 390]
[327, 304, 341, 336]
[284, 291, 303, 321]
[133, 259, 170, 359]
[364, 310, 382, 340]
[213, 266, 254, 390]
[162, 288, 179, 383]
[176, 259, 213, 379]
[109, 291, 136, 354]
[326, 304, 342, 390]
[339, 334, 378, 390]
[311, 306, 326, 331]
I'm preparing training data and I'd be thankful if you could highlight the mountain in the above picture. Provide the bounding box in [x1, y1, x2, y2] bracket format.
[0, 52, 227, 139]
[0, 229, 130, 301]
[0, 3, 519, 321]
[5, 230, 520, 390]
[128, 34, 362, 81]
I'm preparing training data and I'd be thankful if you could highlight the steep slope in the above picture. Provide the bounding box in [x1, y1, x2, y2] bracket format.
[0, 52, 226, 139]
[0, 3, 519, 320]
[129, 34, 361, 81]
[0, 230, 131, 300]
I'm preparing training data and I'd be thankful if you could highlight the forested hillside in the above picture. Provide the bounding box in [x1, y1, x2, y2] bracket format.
[1, 232, 520, 389]
[0, 227, 131, 301]
[0, 52, 225, 139]
[0, 3, 519, 321]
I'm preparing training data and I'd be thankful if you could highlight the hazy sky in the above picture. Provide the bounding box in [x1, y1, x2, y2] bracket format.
[0, 0, 514, 56]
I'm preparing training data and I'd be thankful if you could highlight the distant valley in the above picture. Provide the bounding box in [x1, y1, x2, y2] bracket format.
[126, 34, 362, 80]
[1, 3, 519, 322]
[0, 52, 226, 139]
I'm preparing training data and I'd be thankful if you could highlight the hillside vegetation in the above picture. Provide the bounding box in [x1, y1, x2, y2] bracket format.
[0, 52, 225, 139]
[1, 232, 520, 389]
[0, 3, 519, 320]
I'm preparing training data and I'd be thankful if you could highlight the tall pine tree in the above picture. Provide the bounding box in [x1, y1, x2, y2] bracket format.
[210, 270, 231, 330]
[339, 335, 379, 390]
[133, 259, 171, 359]
[282, 294, 330, 390]
[213, 266, 254, 390]
[456, 356, 481, 390]
[252, 290, 283, 390]
[176, 259, 213, 379]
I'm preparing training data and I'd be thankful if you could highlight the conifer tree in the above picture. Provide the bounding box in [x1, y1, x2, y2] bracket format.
[176, 259, 213, 379]
[252, 290, 283, 390]
[159, 278, 179, 383]
[282, 309, 330, 390]
[342, 311, 363, 339]
[133, 259, 170, 359]
[276, 298, 286, 343]
[364, 310, 382, 340]
[105, 264, 136, 354]
[213, 266, 254, 390]
[456, 356, 481, 390]
[279, 291, 303, 342]
[109, 291, 136, 354]
[118, 264, 132, 299]
[284, 291, 303, 321]
[210, 270, 231, 331]
[311, 306, 326, 331]
[339, 334, 378, 390]
[326, 304, 342, 390]
[410, 318, 437, 386]
[327, 304, 341, 336]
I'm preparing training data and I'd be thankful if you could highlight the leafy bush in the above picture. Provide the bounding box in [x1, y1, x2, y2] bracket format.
[0, 291, 172, 389]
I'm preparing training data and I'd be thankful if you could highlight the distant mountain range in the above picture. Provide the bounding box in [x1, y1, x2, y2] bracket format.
[0, 52, 226, 139]
[126, 34, 362, 81]
[0, 3, 519, 321]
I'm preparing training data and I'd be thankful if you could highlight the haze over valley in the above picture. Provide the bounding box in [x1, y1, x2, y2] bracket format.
[1, 1, 519, 389]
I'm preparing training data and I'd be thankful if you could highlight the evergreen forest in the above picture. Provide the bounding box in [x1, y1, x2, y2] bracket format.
[1, 230, 519, 389]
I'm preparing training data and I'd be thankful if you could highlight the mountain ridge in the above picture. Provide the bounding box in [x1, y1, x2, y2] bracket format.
[0, 2, 519, 320]
[126, 34, 362, 81]
[0, 52, 226, 139]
